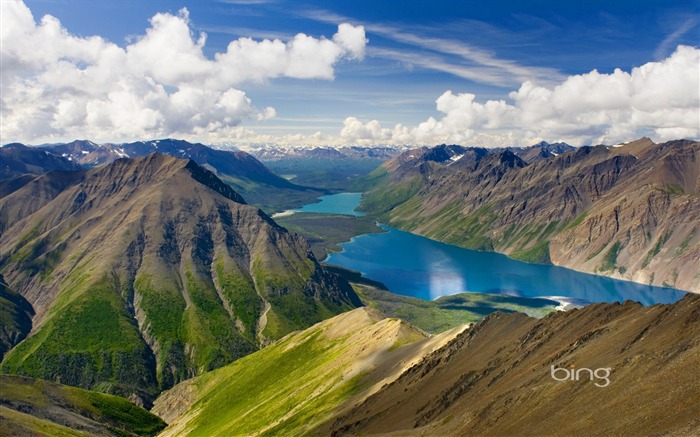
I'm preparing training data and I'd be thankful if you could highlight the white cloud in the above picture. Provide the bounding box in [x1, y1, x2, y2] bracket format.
[337, 45, 700, 147]
[0, 0, 366, 143]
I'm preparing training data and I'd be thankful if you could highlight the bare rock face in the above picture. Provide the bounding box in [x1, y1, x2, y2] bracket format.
[0, 153, 360, 403]
[361, 139, 700, 292]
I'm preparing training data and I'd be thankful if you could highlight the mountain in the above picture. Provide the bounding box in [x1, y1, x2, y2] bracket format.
[359, 138, 700, 292]
[0, 274, 33, 359]
[240, 144, 406, 161]
[507, 140, 576, 163]
[0, 153, 360, 404]
[153, 293, 699, 436]
[41, 139, 128, 167]
[0, 143, 82, 180]
[152, 307, 467, 436]
[39, 139, 324, 211]
[242, 145, 407, 191]
[0, 375, 166, 436]
[326, 293, 700, 436]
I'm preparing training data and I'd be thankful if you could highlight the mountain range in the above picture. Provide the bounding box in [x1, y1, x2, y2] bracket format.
[1, 136, 697, 436]
[241, 145, 407, 191]
[0, 143, 82, 180]
[2, 139, 325, 212]
[359, 138, 700, 292]
[0, 153, 360, 405]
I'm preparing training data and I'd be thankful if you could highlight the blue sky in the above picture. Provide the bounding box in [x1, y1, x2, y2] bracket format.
[3, 0, 699, 146]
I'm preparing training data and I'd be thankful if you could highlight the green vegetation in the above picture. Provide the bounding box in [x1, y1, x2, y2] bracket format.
[662, 183, 685, 195]
[511, 240, 552, 264]
[350, 165, 390, 192]
[169, 330, 358, 435]
[642, 231, 672, 267]
[0, 375, 166, 436]
[264, 157, 385, 191]
[563, 211, 589, 230]
[599, 241, 622, 272]
[157, 307, 419, 437]
[217, 174, 323, 213]
[675, 228, 697, 256]
[275, 212, 384, 259]
[182, 270, 257, 373]
[353, 284, 557, 333]
[392, 201, 499, 251]
[326, 265, 557, 333]
[215, 262, 262, 341]
[358, 172, 423, 220]
[0, 275, 158, 400]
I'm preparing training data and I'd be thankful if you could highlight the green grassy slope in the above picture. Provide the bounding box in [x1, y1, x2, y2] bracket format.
[275, 212, 384, 259]
[0, 375, 166, 437]
[153, 308, 433, 437]
[353, 283, 557, 333]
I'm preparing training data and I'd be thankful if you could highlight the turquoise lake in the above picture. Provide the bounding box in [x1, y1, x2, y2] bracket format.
[305, 193, 686, 305]
[294, 192, 364, 216]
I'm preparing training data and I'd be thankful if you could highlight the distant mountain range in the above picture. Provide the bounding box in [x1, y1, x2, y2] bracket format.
[359, 138, 700, 292]
[1, 139, 325, 212]
[0, 143, 82, 180]
[240, 144, 407, 161]
[241, 145, 408, 191]
[0, 154, 360, 405]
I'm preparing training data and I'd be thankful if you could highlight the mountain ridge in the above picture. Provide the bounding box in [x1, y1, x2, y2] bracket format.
[152, 293, 700, 436]
[8, 138, 325, 211]
[0, 153, 360, 404]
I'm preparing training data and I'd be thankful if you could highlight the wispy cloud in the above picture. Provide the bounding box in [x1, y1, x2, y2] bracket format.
[300, 8, 563, 86]
[654, 17, 698, 60]
[368, 47, 515, 86]
[216, 0, 278, 5]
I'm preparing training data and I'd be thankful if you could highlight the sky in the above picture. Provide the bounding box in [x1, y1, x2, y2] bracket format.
[1, 0, 698, 147]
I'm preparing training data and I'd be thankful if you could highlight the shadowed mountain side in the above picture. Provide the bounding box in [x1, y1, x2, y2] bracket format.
[0, 143, 82, 180]
[0, 153, 360, 404]
[0, 275, 33, 359]
[324, 293, 700, 437]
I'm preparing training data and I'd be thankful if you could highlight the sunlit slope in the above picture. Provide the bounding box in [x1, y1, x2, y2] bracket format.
[153, 307, 466, 436]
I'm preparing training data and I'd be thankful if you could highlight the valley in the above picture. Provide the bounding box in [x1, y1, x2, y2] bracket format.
[2, 1, 698, 435]
[0, 137, 697, 436]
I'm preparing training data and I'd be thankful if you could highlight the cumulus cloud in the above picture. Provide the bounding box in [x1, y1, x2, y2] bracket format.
[0, 0, 366, 143]
[338, 45, 700, 147]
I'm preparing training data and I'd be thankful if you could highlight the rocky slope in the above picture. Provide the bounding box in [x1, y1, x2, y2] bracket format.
[359, 138, 700, 292]
[325, 293, 700, 436]
[0, 154, 359, 404]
